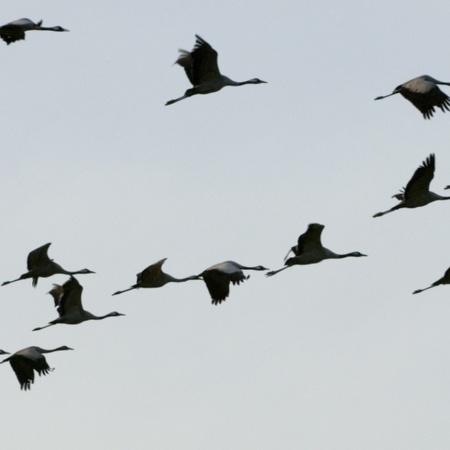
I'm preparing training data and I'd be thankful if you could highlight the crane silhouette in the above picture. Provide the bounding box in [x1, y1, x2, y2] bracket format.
[266, 223, 366, 277]
[165, 35, 266, 106]
[373, 154, 450, 218]
[0, 346, 72, 390]
[112, 258, 200, 296]
[2, 243, 95, 287]
[198, 261, 268, 305]
[0, 18, 68, 45]
[33, 277, 124, 331]
[375, 75, 450, 119]
[413, 267, 450, 294]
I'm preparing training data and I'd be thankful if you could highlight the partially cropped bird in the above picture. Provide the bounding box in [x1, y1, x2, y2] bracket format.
[0, 18, 68, 45]
[445, 185, 450, 190]
[112, 258, 200, 296]
[413, 267, 450, 294]
[198, 261, 268, 305]
[373, 154, 450, 218]
[165, 35, 266, 106]
[0, 345, 72, 390]
[266, 223, 366, 277]
[33, 277, 124, 331]
[2, 243, 95, 287]
[375, 75, 450, 119]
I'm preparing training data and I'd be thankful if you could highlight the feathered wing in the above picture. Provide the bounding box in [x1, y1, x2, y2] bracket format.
[176, 35, 220, 86]
[27, 243, 52, 270]
[137, 258, 167, 284]
[403, 154, 435, 200]
[400, 87, 450, 119]
[296, 224, 324, 255]
[57, 277, 84, 317]
[9, 355, 50, 390]
[202, 270, 247, 305]
[9, 356, 35, 390]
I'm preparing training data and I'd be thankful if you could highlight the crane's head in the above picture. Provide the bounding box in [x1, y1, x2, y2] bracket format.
[349, 252, 367, 257]
[79, 269, 95, 274]
[248, 78, 267, 84]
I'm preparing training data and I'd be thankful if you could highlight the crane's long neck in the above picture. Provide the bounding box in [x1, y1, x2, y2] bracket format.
[112, 286, 136, 296]
[374, 92, 399, 100]
[40, 346, 70, 354]
[266, 266, 289, 277]
[33, 322, 56, 332]
[412, 285, 436, 294]
[171, 275, 202, 282]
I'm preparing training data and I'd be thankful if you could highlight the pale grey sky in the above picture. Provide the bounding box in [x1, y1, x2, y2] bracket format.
[1, 1, 450, 449]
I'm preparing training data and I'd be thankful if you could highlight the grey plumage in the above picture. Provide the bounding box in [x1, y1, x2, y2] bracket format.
[198, 261, 268, 305]
[375, 75, 450, 119]
[0, 18, 68, 45]
[0, 346, 72, 390]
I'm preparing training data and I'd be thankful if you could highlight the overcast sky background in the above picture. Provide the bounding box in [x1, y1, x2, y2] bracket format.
[1, 1, 450, 449]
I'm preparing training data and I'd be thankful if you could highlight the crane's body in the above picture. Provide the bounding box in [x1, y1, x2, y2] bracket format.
[373, 154, 450, 218]
[165, 35, 266, 106]
[413, 267, 450, 294]
[33, 277, 124, 331]
[199, 261, 267, 305]
[112, 258, 200, 295]
[375, 75, 450, 119]
[0, 18, 68, 45]
[267, 224, 366, 277]
[0, 346, 72, 390]
[2, 243, 95, 287]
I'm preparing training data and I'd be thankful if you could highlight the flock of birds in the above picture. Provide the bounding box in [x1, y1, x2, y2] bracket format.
[1, 17, 450, 391]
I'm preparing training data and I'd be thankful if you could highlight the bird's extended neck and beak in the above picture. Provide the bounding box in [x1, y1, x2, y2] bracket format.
[412, 285, 436, 295]
[374, 92, 398, 101]
[112, 286, 136, 296]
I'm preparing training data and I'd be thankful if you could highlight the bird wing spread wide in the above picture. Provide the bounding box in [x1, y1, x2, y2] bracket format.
[0, 26, 25, 44]
[58, 277, 84, 316]
[403, 154, 435, 200]
[27, 243, 52, 270]
[138, 259, 167, 284]
[297, 226, 323, 255]
[177, 35, 220, 86]
[400, 86, 450, 119]
[9, 356, 35, 390]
